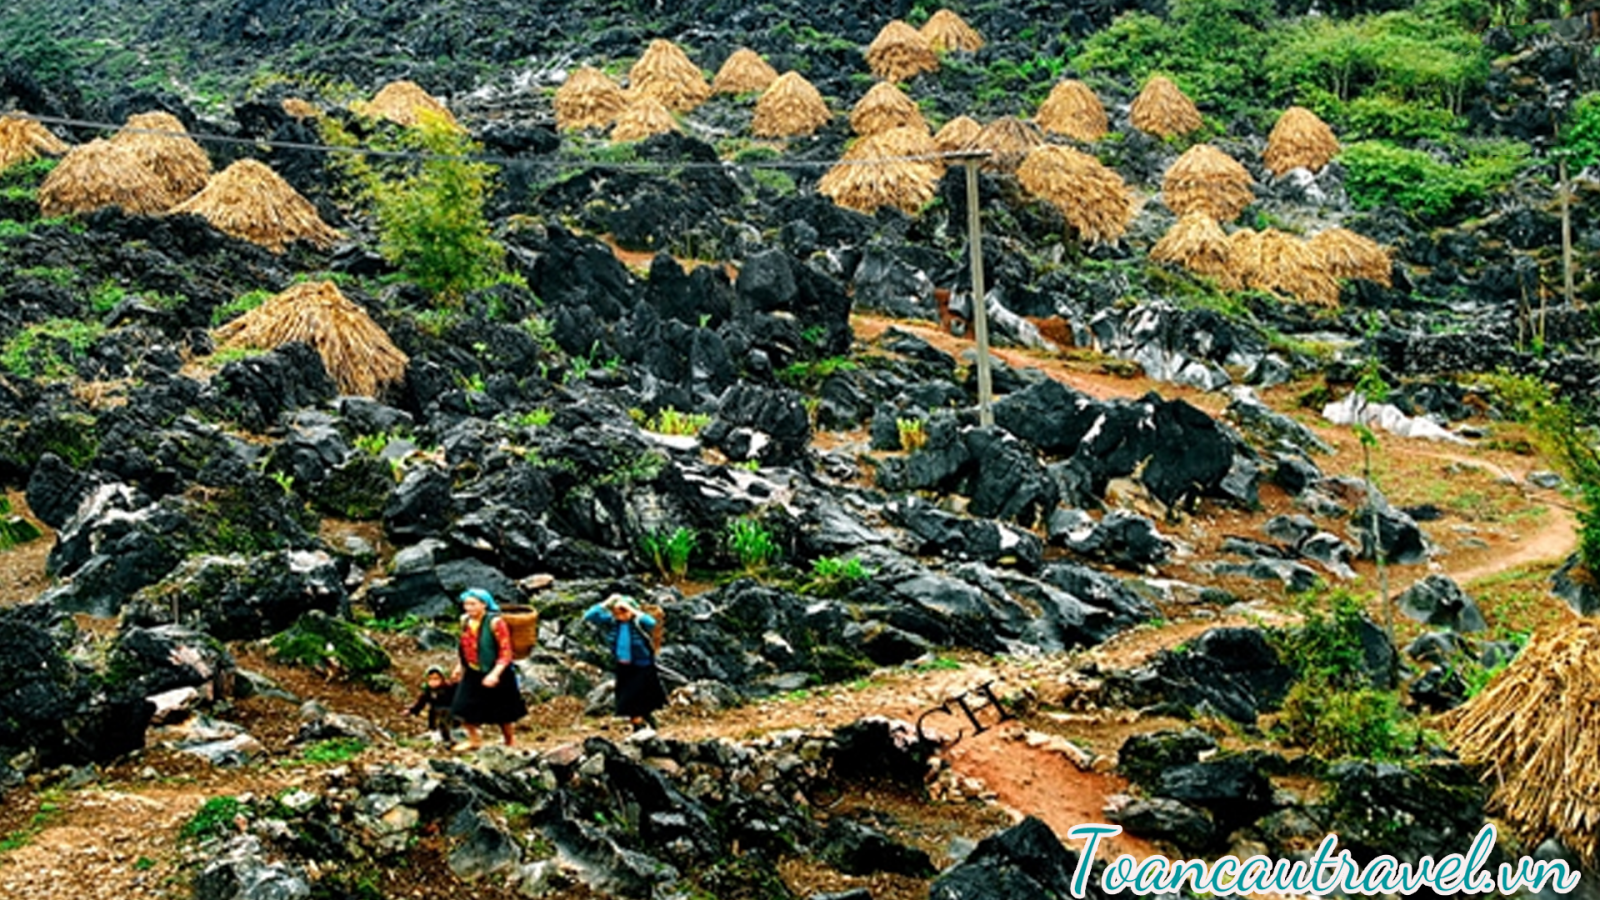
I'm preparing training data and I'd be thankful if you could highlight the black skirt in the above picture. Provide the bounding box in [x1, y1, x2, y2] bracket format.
[614, 663, 667, 718]
[451, 660, 528, 725]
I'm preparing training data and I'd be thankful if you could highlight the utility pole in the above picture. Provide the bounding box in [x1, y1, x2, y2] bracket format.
[946, 150, 995, 427]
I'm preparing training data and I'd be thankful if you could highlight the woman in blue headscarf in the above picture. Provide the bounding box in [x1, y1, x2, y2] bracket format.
[584, 593, 666, 732]
[449, 588, 527, 750]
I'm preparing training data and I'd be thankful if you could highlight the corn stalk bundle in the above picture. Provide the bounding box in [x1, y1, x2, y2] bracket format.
[629, 39, 711, 113]
[1130, 76, 1202, 138]
[213, 280, 408, 398]
[1310, 227, 1392, 287]
[1162, 143, 1255, 222]
[352, 81, 463, 131]
[1151, 212, 1231, 278]
[1229, 228, 1340, 306]
[169, 158, 342, 253]
[0, 113, 70, 171]
[850, 81, 927, 137]
[753, 72, 831, 137]
[966, 115, 1044, 173]
[280, 98, 322, 120]
[1446, 620, 1600, 867]
[38, 138, 175, 218]
[866, 20, 939, 83]
[111, 111, 212, 207]
[1017, 144, 1136, 245]
[611, 93, 682, 142]
[920, 9, 984, 53]
[1036, 80, 1108, 142]
[712, 48, 779, 95]
[933, 115, 982, 153]
[818, 126, 941, 215]
[555, 66, 628, 131]
[1264, 105, 1340, 177]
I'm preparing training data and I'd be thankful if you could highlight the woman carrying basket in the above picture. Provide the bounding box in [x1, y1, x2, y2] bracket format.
[450, 588, 528, 750]
[584, 593, 666, 733]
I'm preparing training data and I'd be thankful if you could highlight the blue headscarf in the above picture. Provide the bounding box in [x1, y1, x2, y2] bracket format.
[458, 588, 499, 612]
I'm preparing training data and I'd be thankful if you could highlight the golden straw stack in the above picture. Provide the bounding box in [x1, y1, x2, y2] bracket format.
[213, 280, 408, 398]
[1228, 228, 1340, 306]
[866, 20, 939, 82]
[353, 81, 464, 131]
[555, 66, 628, 131]
[111, 111, 212, 207]
[611, 94, 682, 142]
[818, 126, 941, 215]
[0, 113, 70, 171]
[1151, 212, 1231, 279]
[1310, 227, 1393, 287]
[1018, 144, 1136, 245]
[966, 115, 1044, 173]
[280, 98, 322, 120]
[712, 48, 779, 95]
[1130, 76, 1202, 138]
[1264, 105, 1340, 177]
[629, 39, 711, 113]
[753, 72, 831, 138]
[851, 81, 927, 137]
[933, 115, 982, 153]
[920, 9, 984, 53]
[1036, 80, 1108, 142]
[170, 158, 342, 253]
[38, 138, 175, 217]
[1162, 143, 1255, 222]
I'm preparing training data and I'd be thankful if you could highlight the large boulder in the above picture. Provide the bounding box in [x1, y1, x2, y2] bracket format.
[124, 550, 348, 641]
[1396, 574, 1487, 632]
[700, 383, 811, 467]
[212, 342, 338, 432]
[1100, 627, 1295, 724]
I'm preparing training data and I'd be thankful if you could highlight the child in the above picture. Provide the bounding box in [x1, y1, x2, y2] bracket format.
[403, 665, 458, 743]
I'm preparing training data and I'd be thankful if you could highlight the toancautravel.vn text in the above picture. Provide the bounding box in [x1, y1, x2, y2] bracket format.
[1067, 824, 1581, 896]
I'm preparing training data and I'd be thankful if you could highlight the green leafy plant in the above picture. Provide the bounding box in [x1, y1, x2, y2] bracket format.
[211, 288, 273, 326]
[180, 796, 244, 841]
[299, 738, 367, 764]
[0, 497, 43, 551]
[726, 517, 780, 572]
[502, 407, 554, 429]
[1339, 139, 1530, 221]
[1, 319, 105, 380]
[802, 555, 872, 596]
[777, 356, 856, 388]
[645, 407, 713, 436]
[897, 418, 928, 452]
[641, 526, 699, 582]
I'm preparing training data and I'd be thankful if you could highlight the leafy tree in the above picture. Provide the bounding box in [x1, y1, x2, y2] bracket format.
[1561, 92, 1600, 172]
[1340, 138, 1530, 220]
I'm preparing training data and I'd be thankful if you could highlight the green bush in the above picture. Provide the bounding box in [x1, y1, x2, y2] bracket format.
[299, 738, 366, 764]
[1561, 92, 1600, 171]
[1075, 0, 1273, 116]
[1279, 680, 1426, 760]
[1, 319, 105, 380]
[641, 526, 698, 582]
[726, 518, 780, 571]
[211, 288, 273, 326]
[802, 555, 872, 596]
[1340, 139, 1530, 220]
[181, 796, 244, 841]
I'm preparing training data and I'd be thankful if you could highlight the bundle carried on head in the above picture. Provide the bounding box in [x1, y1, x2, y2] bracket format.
[111, 111, 212, 207]
[752, 71, 831, 138]
[866, 20, 939, 83]
[712, 48, 779, 95]
[629, 39, 711, 113]
[850, 81, 927, 137]
[170, 158, 342, 253]
[1017, 144, 1136, 245]
[212, 280, 408, 398]
[0, 112, 70, 171]
[1130, 76, 1202, 138]
[555, 66, 628, 131]
[1036, 80, 1108, 143]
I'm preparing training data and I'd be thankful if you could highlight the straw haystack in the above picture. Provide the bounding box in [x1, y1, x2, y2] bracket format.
[555, 66, 628, 131]
[1130, 76, 1202, 138]
[866, 20, 939, 83]
[851, 81, 927, 137]
[1, 113, 70, 171]
[1036, 80, 1108, 143]
[1163, 144, 1254, 222]
[38, 139, 175, 218]
[213, 280, 407, 398]
[629, 39, 711, 113]
[1311, 227, 1392, 287]
[933, 115, 982, 153]
[170, 159, 342, 253]
[612, 94, 682, 142]
[1264, 105, 1340, 177]
[712, 48, 779, 95]
[920, 9, 984, 53]
[753, 72, 831, 138]
[280, 98, 322, 120]
[111, 111, 211, 206]
[1151, 213, 1231, 279]
[966, 115, 1044, 173]
[818, 126, 941, 215]
[1017, 144, 1136, 245]
[1447, 620, 1600, 867]
[1229, 228, 1340, 306]
[352, 81, 463, 131]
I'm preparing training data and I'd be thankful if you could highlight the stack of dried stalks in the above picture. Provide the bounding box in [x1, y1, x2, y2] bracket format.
[866, 20, 939, 83]
[1036, 80, 1108, 142]
[1446, 620, 1600, 868]
[280, 98, 321, 119]
[966, 115, 1043, 172]
[170, 158, 342, 253]
[1228, 228, 1340, 306]
[1130, 76, 1202, 138]
[38, 138, 175, 217]
[1017, 144, 1136, 245]
[818, 126, 941, 215]
[111, 111, 211, 207]
[213, 280, 408, 398]
[712, 48, 778, 95]
[850, 81, 927, 137]
[933, 115, 982, 153]
[1264, 105, 1339, 176]
[1151, 212, 1231, 279]
[1163, 143, 1254, 222]
[629, 39, 711, 113]
[753, 72, 831, 137]
[352, 81, 463, 131]
[612, 93, 682, 142]
[1310, 227, 1392, 287]
[0, 113, 70, 171]
[555, 66, 628, 131]
[920, 9, 984, 53]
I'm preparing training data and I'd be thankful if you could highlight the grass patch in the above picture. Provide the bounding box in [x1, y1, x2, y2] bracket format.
[180, 796, 243, 841]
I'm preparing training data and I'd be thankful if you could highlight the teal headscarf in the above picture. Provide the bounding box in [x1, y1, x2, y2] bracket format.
[458, 588, 499, 611]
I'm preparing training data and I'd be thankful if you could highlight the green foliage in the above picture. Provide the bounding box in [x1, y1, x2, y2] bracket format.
[802, 555, 872, 596]
[1279, 681, 1427, 760]
[367, 613, 424, 633]
[269, 612, 392, 679]
[726, 517, 780, 571]
[299, 738, 366, 764]
[1270, 589, 1372, 687]
[212, 288, 273, 326]
[89, 280, 129, 315]
[0, 497, 43, 551]
[181, 796, 244, 841]
[1075, 0, 1274, 116]
[1339, 139, 1530, 220]
[209, 346, 268, 367]
[897, 418, 927, 452]
[1, 318, 105, 380]
[777, 356, 856, 388]
[0, 13, 83, 85]
[0, 156, 58, 185]
[1515, 386, 1600, 573]
[502, 407, 554, 429]
[641, 526, 698, 582]
[1561, 92, 1600, 171]
[645, 407, 713, 436]
[14, 266, 74, 287]
[916, 654, 964, 672]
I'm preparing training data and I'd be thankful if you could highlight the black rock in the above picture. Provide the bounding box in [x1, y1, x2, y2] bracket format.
[1396, 574, 1487, 633]
[1117, 728, 1219, 789]
[929, 816, 1092, 900]
[123, 550, 348, 641]
[820, 818, 935, 877]
[1107, 798, 1217, 850]
[383, 466, 454, 542]
[1101, 627, 1295, 724]
[212, 342, 338, 432]
[701, 383, 811, 467]
[24, 452, 104, 530]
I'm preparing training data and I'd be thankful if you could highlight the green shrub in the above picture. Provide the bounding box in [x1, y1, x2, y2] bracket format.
[641, 526, 698, 582]
[1, 319, 105, 380]
[897, 418, 927, 451]
[211, 288, 273, 326]
[726, 517, 780, 571]
[1340, 139, 1530, 220]
[181, 796, 244, 841]
[1075, 0, 1272, 116]
[1279, 680, 1426, 760]
[0, 497, 43, 551]
[803, 555, 872, 596]
[1561, 92, 1600, 171]
[645, 407, 713, 436]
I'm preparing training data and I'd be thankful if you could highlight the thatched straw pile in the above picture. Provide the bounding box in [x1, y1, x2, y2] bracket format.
[1446, 620, 1600, 867]
[1151, 212, 1231, 279]
[612, 94, 682, 142]
[1163, 144, 1254, 222]
[851, 81, 927, 137]
[1036, 80, 1108, 142]
[1, 113, 70, 171]
[1311, 227, 1393, 287]
[818, 126, 941, 215]
[555, 66, 628, 131]
[712, 48, 778, 95]
[753, 72, 831, 138]
[170, 158, 342, 253]
[38, 138, 175, 217]
[1017, 144, 1136, 245]
[966, 115, 1044, 172]
[352, 81, 463, 131]
[866, 20, 939, 83]
[920, 9, 984, 53]
[112, 111, 211, 206]
[213, 280, 408, 398]
[1264, 105, 1340, 176]
[933, 115, 982, 153]
[629, 39, 711, 113]
[1228, 228, 1340, 306]
[1130, 76, 1202, 138]
[280, 98, 322, 120]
